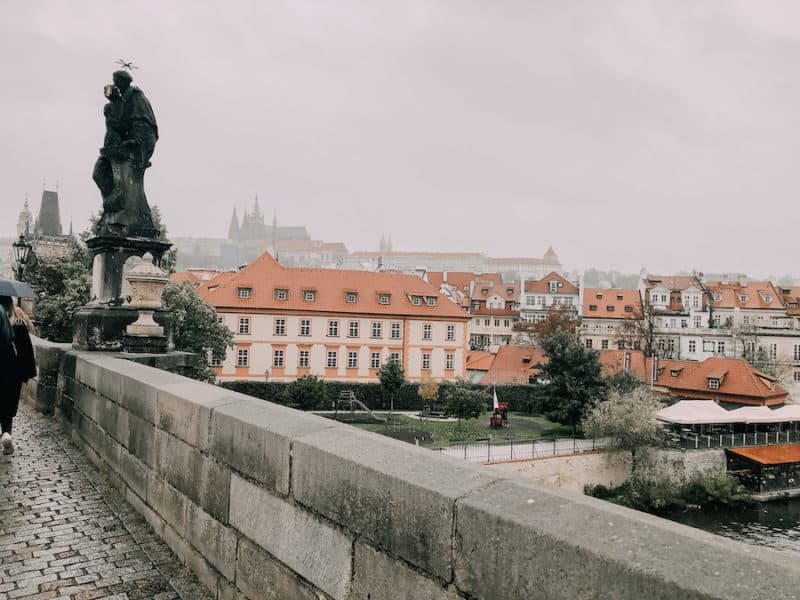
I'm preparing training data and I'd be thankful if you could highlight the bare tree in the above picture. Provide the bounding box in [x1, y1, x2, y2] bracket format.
[512, 305, 576, 345]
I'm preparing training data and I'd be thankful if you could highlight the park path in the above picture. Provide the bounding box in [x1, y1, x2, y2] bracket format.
[0, 407, 212, 600]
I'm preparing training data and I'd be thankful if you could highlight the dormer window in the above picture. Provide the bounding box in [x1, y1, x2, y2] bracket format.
[740, 295, 748, 303]
[713, 293, 722, 302]
[548, 281, 558, 293]
[378, 293, 391, 305]
[426, 297, 437, 307]
[596, 293, 603, 299]
[708, 378, 720, 390]
[624, 305, 633, 313]
[303, 290, 316, 302]
[238, 287, 252, 299]
[589, 304, 598, 311]
[607, 305, 615, 312]
[616, 294, 624, 301]
[274, 288, 288, 301]
[670, 369, 681, 377]
[345, 292, 358, 304]
[764, 295, 773, 303]
[411, 296, 422, 306]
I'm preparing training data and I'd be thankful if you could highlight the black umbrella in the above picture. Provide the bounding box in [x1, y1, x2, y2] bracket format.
[0, 277, 38, 298]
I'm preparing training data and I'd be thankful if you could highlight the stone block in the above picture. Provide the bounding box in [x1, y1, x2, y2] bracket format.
[211, 396, 339, 495]
[127, 413, 155, 466]
[75, 353, 124, 400]
[77, 411, 122, 473]
[292, 428, 500, 582]
[147, 474, 189, 533]
[236, 537, 322, 600]
[117, 361, 185, 424]
[229, 475, 352, 599]
[126, 486, 164, 537]
[186, 501, 238, 580]
[350, 541, 459, 600]
[454, 479, 800, 600]
[157, 380, 238, 450]
[154, 429, 231, 522]
[119, 448, 149, 499]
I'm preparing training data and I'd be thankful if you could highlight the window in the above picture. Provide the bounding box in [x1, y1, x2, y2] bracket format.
[526, 295, 535, 306]
[274, 319, 286, 336]
[794, 345, 800, 362]
[740, 295, 748, 303]
[299, 319, 311, 336]
[667, 339, 675, 351]
[794, 371, 800, 382]
[390, 352, 401, 364]
[538, 296, 546, 306]
[484, 319, 490, 326]
[601, 339, 608, 349]
[694, 315, 702, 328]
[423, 324, 432, 340]
[411, 296, 422, 306]
[348, 321, 359, 338]
[708, 378, 720, 390]
[209, 353, 222, 367]
[378, 293, 391, 305]
[692, 296, 699, 308]
[303, 290, 316, 302]
[446, 324, 455, 341]
[689, 340, 696, 353]
[681, 320, 687, 328]
[238, 317, 251, 335]
[370, 352, 381, 369]
[345, 292, 357, 303]
[717, 341, 726, 354]
[606, 305, 615, 312]
[391, 323, 401, 339]
[564, 297, 574, 306]
[347, 351, 358, 369]
[238, 288, 252, 299]
[669, 318, 676, 328]
[217, 316, 224, 324]
[328, 320, 339, 337]
[764, 295, 773, 303]
[446, 353, 455, 370]
[661, 295, 667, 303]
[585, 339, 593, 349]
[589, 305, 598, 312]
[372, 322, 382, 338]
[236, 348, 249, 367]
[422, 353, 431, 370]
[770, 344, 778, 360]
[618, 340, 626, 350]
[298, 350, 309, 368]
[426, 297, 437, 307]
[275, 289, 288, 301]
[503, 319, 510, 328]
[703, 340, 716, 352]
[658, 339, 665, 351]
[494, 319, 500, 327]
[326, 351, 338, 368]
[624, 305, 633, 313]
[273, 350, 284, 368]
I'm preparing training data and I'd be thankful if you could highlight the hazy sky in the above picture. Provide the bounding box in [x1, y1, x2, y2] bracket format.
[2, 1, 799, 277]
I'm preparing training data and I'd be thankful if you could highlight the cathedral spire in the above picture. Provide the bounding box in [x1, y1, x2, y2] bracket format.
[228, 205, 240, 241]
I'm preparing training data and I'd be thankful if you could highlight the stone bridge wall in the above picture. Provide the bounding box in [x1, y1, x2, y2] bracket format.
[22, 342, 800, 599]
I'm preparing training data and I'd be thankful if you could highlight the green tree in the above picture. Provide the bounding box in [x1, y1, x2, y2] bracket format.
[378, 357, 405, 412]
[287, 375, 326, 410]
[583, 387, 665, 469]
[162, 281, 233, 382]
[150, 205, 177, 274]
[444, 381, 488, 424]
[25, 239, 91, 342]
[605, 369, 642, 395]
[538, 331, 607, 434]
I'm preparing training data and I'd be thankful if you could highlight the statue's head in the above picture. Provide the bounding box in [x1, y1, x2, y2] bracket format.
[112, 70, 133, 91]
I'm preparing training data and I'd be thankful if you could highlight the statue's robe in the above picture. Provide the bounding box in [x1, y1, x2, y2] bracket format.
[121, 86, 158, 166]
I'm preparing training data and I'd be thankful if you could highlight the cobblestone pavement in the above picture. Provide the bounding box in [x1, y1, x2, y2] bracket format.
[0, 408, 213, 600]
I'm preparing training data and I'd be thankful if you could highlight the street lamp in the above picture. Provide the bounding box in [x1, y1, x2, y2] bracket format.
[12, 233, 33, 281]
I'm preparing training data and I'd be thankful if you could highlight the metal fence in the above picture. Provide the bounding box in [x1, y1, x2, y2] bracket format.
[435, 436, 606, 463]
[674, 429, 800, 450]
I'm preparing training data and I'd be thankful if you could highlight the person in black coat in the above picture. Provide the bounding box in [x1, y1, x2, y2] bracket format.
[0, 295, 37, 455]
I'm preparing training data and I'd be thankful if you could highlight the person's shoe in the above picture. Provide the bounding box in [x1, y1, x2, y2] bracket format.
[1, 433, 13, 455]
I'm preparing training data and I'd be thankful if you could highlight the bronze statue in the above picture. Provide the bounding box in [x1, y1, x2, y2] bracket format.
[92, 70, 159, 238]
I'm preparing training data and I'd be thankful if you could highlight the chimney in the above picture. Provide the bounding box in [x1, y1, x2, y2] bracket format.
[739, 274, 748, 288]
[442, 270, 448, 284]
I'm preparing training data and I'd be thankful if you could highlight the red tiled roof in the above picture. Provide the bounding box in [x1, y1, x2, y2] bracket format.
[425, 272, 500, 292]
[598, 350, 648, 380]
[705, 280, 785, 310]
[199, 252, 470, 320]
[649, 357, 788, 406]
[169, 272, 200, 285]
[466, 351, 495, 372]
[524, 272, 578, 295]
[643, 275, 701, 291]
[471, 282, 519, 302]
[483, 345, 547, 384]
[582, 289, 641, 319]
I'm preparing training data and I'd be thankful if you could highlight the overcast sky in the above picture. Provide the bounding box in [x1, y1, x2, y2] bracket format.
[2, 1, 799, 277]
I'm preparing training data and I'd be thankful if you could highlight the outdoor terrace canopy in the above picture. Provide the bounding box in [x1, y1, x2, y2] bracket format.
[657, 400, 800, 426]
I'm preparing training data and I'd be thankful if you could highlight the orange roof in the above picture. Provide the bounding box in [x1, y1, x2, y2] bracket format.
[197, 271, 237, 295]
[643, 275, 701, 291]
[471, 281, 519, 302]
[582, 289, 641, 319]
[598, 350, 647, 380]
[524, 272, 578, 295]
[705, 280, 785, 310]
[466, 351, 495, 372]
[426, 272, 500, 293]
[199, 251, 470, 320]
[728, 444, 800, 466]
[482, 345, 547, 384]
[649, 357, 788, 406]
[779, 286, 800, 316]
[169, 271, 200, 285]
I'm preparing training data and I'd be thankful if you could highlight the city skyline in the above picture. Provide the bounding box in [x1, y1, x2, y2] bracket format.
[3, 2, 799, 277]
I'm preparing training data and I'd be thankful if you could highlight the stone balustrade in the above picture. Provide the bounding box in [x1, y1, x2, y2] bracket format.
[21, 339, 800, 599]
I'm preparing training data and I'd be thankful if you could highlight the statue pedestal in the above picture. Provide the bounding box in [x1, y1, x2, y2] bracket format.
[72, 235, 174, 352]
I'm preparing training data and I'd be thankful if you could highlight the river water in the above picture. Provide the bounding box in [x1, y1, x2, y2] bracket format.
[668, 500, 800, 556]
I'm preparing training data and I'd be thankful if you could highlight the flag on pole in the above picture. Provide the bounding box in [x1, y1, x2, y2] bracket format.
[493, 385, 499, 411]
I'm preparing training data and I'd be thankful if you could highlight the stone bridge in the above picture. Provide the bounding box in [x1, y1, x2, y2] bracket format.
[7, 337, 800, 599]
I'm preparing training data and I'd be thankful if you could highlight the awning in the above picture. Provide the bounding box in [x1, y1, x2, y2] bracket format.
[772, 405, 800, 421]
[727, 406, 785, 424]
[656, 400, 738, 425]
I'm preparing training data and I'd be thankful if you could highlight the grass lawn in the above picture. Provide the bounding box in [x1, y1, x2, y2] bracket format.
[329, 411, 573, 447]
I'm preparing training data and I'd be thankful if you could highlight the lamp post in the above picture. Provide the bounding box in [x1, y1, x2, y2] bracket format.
[12, 233, 33, 282]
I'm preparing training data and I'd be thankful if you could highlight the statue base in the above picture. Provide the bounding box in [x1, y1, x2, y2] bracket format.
[87, 235, 172, 306]
[72, 306, 174, 352]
